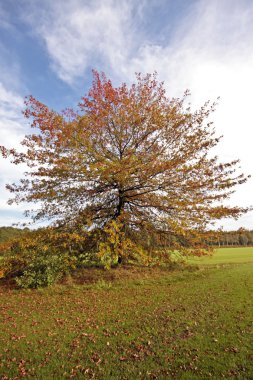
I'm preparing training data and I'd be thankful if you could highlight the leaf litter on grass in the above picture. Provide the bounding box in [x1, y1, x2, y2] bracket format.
[0, 263, 253, 379]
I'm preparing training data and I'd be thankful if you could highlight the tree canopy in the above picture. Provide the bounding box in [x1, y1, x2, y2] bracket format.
[1, 71, 249, 264]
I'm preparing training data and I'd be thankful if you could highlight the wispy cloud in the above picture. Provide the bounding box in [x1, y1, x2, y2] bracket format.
[21, 0, 253, 96]
[22, 0, 140, 84]
[0, 82, 30, 226]
[0, 82, 26, 149]
[0, 2, 12, 30]
[0, 4, 31, 225]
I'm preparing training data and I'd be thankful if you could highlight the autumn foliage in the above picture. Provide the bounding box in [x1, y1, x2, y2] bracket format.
[0, 71, 249, 273]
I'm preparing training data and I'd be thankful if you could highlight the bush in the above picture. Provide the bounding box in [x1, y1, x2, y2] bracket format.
[0, 227, 87, 287]
[16, 253, 76, 289]
[76, 252, 100, 268]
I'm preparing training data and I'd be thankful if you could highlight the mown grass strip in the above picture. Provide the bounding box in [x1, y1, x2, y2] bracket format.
[189, 247, 253, 266]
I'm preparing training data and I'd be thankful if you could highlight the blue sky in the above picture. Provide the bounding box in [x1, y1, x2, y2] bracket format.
[1, 0, 253, 229]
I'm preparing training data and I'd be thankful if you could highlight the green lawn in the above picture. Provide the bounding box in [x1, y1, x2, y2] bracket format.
[189, 246, 253, 265]
[0, 249, 253, 379]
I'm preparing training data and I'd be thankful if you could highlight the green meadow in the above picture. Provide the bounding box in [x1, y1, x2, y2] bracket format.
[189, 246, 253, 266]
[0, 248, 253, 379]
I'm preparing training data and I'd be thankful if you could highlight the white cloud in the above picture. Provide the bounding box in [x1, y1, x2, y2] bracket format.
[0, 82, 31, 226]
[0, 82, 27, 153]
[23, 0, 137, 84]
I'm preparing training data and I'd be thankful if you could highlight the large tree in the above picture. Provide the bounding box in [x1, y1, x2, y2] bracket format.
[1, 71, 249, 262]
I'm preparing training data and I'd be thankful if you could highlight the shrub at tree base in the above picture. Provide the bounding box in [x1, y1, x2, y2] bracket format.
[0, 228, 93, 288]
[0, 71, 250, 287]
[15, 254, 69, 288]
[0, 225, 171, 288]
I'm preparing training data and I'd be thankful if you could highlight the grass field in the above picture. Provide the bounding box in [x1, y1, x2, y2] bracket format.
[0, 248, 253, 379]
[189, 246, 253, 265]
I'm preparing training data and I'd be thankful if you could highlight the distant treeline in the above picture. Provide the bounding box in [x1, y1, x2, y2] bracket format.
[0, 226, 252, 249]
[209, 228, 253, 247]
[0, 227, 29, 243]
